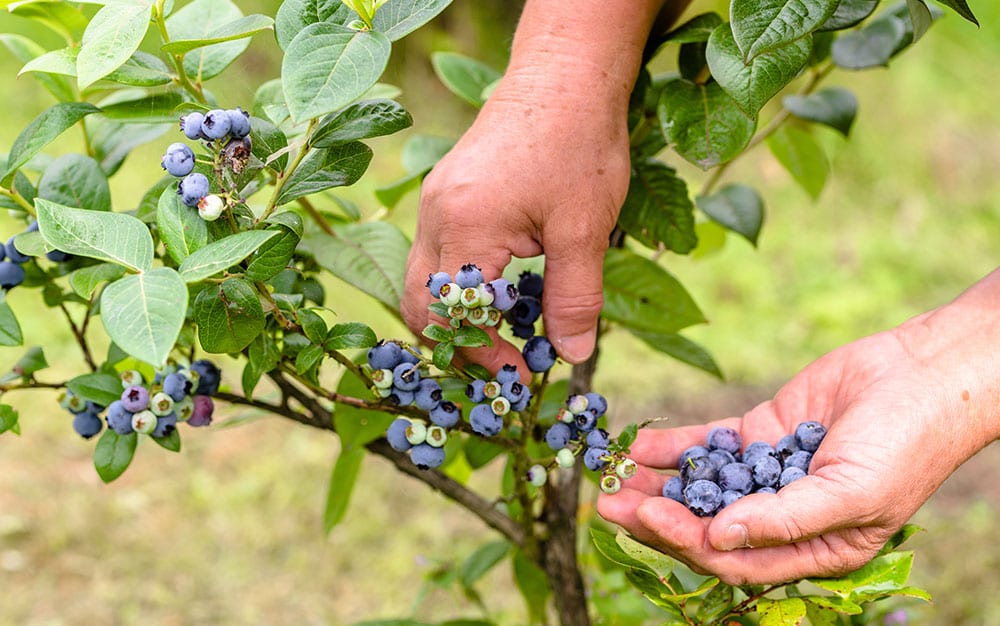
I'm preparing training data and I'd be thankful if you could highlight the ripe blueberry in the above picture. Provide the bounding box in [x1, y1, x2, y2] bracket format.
[717, 462, 753, 494]
[779, 466, 807, 488]
[4, 236, 30, 264]
[429, 400, 460, 428]
[752, 456, 782, 488]
[188, 395, 214, 427]
[180, 111, 207, 140]
[706, 426, 741, 454]
[161, 142, 195, 177]
[426, 271, 452, 298]
[367, 340, 403, 371]
[454, 263, 483, 289]
[684, 479, 722, 517]
[201, 109, 232, 140]
[387, 418, 412, 452]
[523, 335, 557, 372]
[585, 428, 610, 449]
[517, 271, 543, 298]
[661, 475, 684, 503]
[469, 403, 502, 437]
[73, 411, 103, 439]
[545, 422, 573, 450]
[227, 108, 251, 138]
[794, 421, 827, 452]
[178, 173, 210, 207]
[105, 400, 134, 435]
[0, 261, 25, 289]
[486, 278, 518, 311]
[410, 442, 445, 469]
[414, 379, 443, 411]
[190, 359, 221, 395]
[121, 385, 150, 412]
[583, 447, 607, 471]
[152, 412, 178, 438]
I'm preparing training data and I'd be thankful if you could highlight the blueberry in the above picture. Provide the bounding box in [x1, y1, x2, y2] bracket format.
[507, 295, 542, 326]
[740, 441, 776, 468]
[756, 486, 778, 494]
[404, 420, 427, 445]
[775, 433, 799, 459]
[5, 236, 30, 264]
[454, 263, 483, 289]
[149, 392, 175, 417]
[708, 449, 736, 471]
[706, 426, 741, 454]
[387, 388, 415, 406]
[509, 387, 531, 412]
[584, 392, 608, 417]
[180, 111, 207, 140]
[45, 249, 71, 262]
[0, 261, 25, 289]
[681, 455, 717, 483]
[469, 403, 502, 437]
[190, 359, 221, 395]
[574, 409, 598, 433]
[678, 445, 710, 471]
[386, 418, 413, 452]
[545, 422, 573, 450]
[721, 490, 744, 508]
[367, 340, 403, 371]
[161, 142, 195, 177]
[410, 442, 445, 469]
[73, 411, 103, 439]
[717, 462, 753, 494]
[511, 323, 535, 339]
[795, 421, 827, 452]
[152, 412, 178, 438]
[783, 450, 813, 473]
[426, 271, 452, 298]
[399, 348, 420, 366]
[495, 363, 520, 385]
[465, 379, 487, 403]
[131, 409, 157, 434]
[523, 335, 557, 372]
[425, 425, 448, 447]
[121, 385, 150, 412]
[178, 172, 210, 207]
[517, 271, 544, 298]
[752, 456, 782, 488]
[583, 447, 608, 471]
[779, 466, 807, 488]
[226, 107, 251, 138]
[500, 380, 526, 404]
[414, 379, 443, 411]
[105, 400, 134, 435]
[486, 278, 518, 311]
[684, 479, 723, 517]
[392, 362, 420, 392]
[201, 109, 232, 140]
[188, 395, 214, 427]
[527, 464, 547, 487]
[555, 447, 576, 468]
[429, 400, 460, 428]
[162, 372, 190, 402]
[586, 428, 610, 449]
[566, 394, 589, 414]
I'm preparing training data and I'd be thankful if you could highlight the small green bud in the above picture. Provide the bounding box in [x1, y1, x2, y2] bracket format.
[557, 407, 576, 424]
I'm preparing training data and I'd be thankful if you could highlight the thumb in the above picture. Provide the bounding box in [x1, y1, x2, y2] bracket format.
[540, 233, 608, 364]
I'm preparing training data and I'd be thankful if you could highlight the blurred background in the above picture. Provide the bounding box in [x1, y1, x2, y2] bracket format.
[0, 1, 998, 624]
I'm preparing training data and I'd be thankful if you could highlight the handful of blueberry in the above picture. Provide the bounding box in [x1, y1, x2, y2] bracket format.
[661, 421, 827, 516]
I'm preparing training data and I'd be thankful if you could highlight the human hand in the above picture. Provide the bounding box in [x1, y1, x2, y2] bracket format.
[598, 299, 1000, 584]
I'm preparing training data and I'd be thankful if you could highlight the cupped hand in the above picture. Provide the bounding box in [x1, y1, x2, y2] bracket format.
[598, 313, 998, 585]
[401, 73, 631, 374]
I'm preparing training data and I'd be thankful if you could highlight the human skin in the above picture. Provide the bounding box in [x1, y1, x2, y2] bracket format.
[598, 267, 1000, 584]
[401, 0, 694, 374]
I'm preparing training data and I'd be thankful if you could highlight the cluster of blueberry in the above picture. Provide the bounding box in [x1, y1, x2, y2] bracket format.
[465, 363, 531, 437]
[661, 422, 827, 516]
[543, 393, 637, 494]
[95, 360, 220, 440]
[164, 107, 251, 220]
[504, 271, 543, 339]
[0, 221, 72, 290]
[426, 264, 517, 328]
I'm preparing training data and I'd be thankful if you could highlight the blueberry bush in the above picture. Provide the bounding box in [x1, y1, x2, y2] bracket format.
[0, 0, 981, 624]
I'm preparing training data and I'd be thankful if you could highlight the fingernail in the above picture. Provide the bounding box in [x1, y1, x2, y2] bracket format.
[720, 523, 748, 551]
[557, 330, 596, 364]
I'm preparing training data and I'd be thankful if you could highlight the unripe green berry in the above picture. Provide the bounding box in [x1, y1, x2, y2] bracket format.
[448, 305, 468, 320]
[120, 370, 144, 387]
[484, 308, 502, 327]
[490, 396, 511, 416]
[557, 407, 576, 424]
[600, 474, 622, 494]
[150, 392, 175, 417]
[616, 458, 638, 480]
[439, 283, 461, 306]
[198, 194, 225, 221]
[567, 394, 589, 414]
[131, 409, 157, 435]
[483, 381, 502, 399]
[477, 285, 495, 307]
[556, 448, 575, 468]
[459, 287, 481, 308]
[175, 396, 194, 421]
[425, 425, 448, 448]
[527, 464, 547, 487]
[405, 419, 427, 445]
[57, 390, 74, 410]
[466, 307, 489, 326]
[66, 394, 87, 413]
[376, 387, 393, 398]
[371, 368, 394, 389]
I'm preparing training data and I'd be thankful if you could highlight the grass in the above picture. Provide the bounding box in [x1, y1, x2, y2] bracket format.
[1, 2, 1000, 625]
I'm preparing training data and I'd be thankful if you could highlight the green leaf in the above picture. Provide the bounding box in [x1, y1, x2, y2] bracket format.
[697, 584, 735, 622]
[243, 333, 281, 398]
[810, 551, 930, 601]
[453, 325, 492, 348]
[250, 117, 290, 172]
[371, 0, 453, 41]
[662, 12, 724, 43]
[11, 346, 47, 378]
[194, 278, 265, 354]
[630, 329, 724, 379]
[101, 268, 189, 366]
[276, 141, 373, 205]
[282, 23, 391, 123]
[602, 248, 706, 334]
[877, 524, 924, 556]
[730, 0, 838, 61]
[658, 78, 755, 170]
[696, 183, 764, 245]
[432, 341, 455, 370]
[757, 597, 807, 626]
[0, 294, 23, 347]
[89, 119, 170, 176]
[296, 342, 325, 375]
[19, 46, 77, 77]
[97, 92, 186, 123]
[297, 308, 328, 344]
[0, 404, 19, 436]
[618, 159, 696, 252]
[178, 230, 279, 283]
[166, 0, 251, 81]
[767, 125, 829, 199]
[326, 322, 378, 350]
[0, 34, 74, 102]
[906, 0, 933, 42]
[431, 52, 501, 107]
[616, 530, 674, 579]
[782, 87, 858, 136]
[93, 429, 138, 483]
[104, 50, 173, 86]
[302, 221, 409, 309]
[66, 372, 123, 406]
[8, 1, 89, 43]
[803, 604, 840, 626]
[37, 154, 112, 211]
[245, 220, 301, 282]
[401, 134, 455, 174]
[152, 427, 181, 452]
[512, 549, 549, 624]
[36, 199, 154, 272]
[460, 540, 510, 589]
[161, 14, 274, 54]
[422, 324, 453, 344]
[4, 102, 101, 182]
[157, 187, 208, 265]
[831, 16, 907, 69]
[324, 445, 365, 532]
[463, 436, 503, 469]
[76, 0, 153, 89]
[933, 0, 979, 25]
[312, 99, 413, 147]
[274, 0, 352, 50]
[798, 594, 863, 615]
[590, 527, 656, 573]
[706, 23, 812, 118]
[334, 370, 395, 447]
[818, 0, 879, 31]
